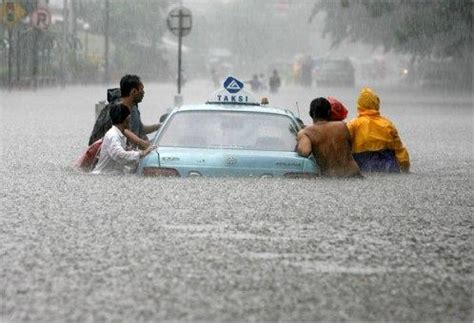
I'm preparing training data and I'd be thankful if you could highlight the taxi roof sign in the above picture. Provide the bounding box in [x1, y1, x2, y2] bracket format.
[207, 76, 259, 106]
[223, 77, 243, 93]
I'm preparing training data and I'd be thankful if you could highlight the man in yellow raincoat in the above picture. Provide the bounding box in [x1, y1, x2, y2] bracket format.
[347, 88, 410, 173]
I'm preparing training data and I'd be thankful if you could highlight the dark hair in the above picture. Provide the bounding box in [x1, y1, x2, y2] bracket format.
[109, 103, 130, 125]
[309, 97, 331, 120]
[120, 74, 142, 97]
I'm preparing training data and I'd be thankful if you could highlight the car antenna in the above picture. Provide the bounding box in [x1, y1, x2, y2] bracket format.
[296, 101, 301, 117]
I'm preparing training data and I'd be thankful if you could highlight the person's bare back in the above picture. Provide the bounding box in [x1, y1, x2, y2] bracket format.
[297, 121, 361, 177]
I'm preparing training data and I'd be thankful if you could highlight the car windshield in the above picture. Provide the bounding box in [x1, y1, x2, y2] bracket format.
[157, 110, 299, 151]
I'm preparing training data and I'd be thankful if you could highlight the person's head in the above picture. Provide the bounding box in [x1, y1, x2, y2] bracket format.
[357, 87, 380, 111]
[309, 97, 331, 121]
[273, 69, 278, 75]
[326, 96, 348, 121]
[120, 74, 145, 104]
[109, 103, 131, 128]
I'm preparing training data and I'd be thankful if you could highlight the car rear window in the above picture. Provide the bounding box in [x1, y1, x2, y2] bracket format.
[157, 110, 298, 151]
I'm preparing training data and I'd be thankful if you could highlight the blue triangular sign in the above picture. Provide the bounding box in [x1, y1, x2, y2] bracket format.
[223, 76, 244, 94]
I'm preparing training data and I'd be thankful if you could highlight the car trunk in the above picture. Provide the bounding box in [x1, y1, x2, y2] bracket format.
[154, 147, 314, 178]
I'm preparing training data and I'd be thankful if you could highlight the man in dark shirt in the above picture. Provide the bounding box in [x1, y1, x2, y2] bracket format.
[120, 75, 161, 144]
[297, 97, 361, 178]
[88, 75, 161, 148]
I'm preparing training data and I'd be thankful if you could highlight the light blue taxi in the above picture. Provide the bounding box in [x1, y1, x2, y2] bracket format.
[138, 77, 320, 178]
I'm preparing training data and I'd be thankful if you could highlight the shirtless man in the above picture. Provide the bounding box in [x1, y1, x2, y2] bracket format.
[296, 97, 361, 178]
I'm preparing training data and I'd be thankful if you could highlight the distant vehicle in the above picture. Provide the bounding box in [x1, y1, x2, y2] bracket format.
[418, 60, 461, 89]
[314, 58, 355, 87]
[138, 77, 320, 178]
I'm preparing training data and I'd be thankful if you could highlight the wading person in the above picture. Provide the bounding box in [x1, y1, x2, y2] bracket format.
[120, 74, 161, 146]
[296, 97, 361, 178]
[88, 74, 161, 149]
[269, 69, 281, 94]
[92, 104, 153, 175]
[347, 88, 410, 173]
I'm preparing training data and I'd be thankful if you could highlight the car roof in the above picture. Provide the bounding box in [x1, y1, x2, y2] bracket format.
[171, 103, 298, 119]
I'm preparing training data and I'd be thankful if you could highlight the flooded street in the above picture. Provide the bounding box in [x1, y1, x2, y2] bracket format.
[0, 81, 472, 321]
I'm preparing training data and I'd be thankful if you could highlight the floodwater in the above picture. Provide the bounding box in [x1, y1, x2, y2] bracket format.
[0, 81, 472, 321]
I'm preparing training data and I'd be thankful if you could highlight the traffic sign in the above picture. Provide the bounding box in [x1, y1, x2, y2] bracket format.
[167, 6, 192, 37]
[0, 1, 26, 28]
[31, 7, 51, 30]
[167, 6, 192, 96]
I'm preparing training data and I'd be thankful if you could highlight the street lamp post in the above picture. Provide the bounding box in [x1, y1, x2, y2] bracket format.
[83, 22, 89, 59]
[104, 0, 110, 84]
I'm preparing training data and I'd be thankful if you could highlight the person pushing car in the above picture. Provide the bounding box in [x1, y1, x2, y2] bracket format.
[296, 97, 361, 178]
[88, 74, 161, 149]
[92, 104, 154, 174]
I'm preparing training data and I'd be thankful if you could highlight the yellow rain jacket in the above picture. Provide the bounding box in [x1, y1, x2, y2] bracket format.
[347, 88, 410, 171]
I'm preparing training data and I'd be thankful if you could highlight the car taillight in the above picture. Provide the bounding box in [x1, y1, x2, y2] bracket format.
[143, 167, 180, 177]
[284, 172, 319, 179]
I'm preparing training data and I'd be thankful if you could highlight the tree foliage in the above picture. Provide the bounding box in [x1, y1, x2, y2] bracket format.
[74, 0, 170, 78]
[310, 0, 472, 61]
[77, 0, 169, 46]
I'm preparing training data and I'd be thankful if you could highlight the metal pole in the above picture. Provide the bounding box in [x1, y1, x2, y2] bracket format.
[84, 29, 88, 58]
[60, 0, 67, 87]
[104, 0, 110, 84]
[32, 29, 39, 88]
[177, 9, 182, 95]
[16, 27, 20, 83]
[7, 28, 12, 89]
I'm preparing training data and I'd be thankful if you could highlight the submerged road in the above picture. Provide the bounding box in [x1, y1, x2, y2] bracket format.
[0, 81, 472, 321]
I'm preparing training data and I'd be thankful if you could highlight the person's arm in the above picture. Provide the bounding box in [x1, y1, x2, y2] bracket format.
[296, 130, 312, 157]
[390, 125, 410, 172]
[108, 135, 140, 165]
[143, 123, 161, 135]
[124, 129, 150, 149]
[346, 118, 356, 140]
[109, 135, 155, 165]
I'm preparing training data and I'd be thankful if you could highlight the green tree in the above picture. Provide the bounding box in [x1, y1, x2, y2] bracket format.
[76, 0, 169, 79]
[77, 0, 168, 44]
[310, 0, 472, 85]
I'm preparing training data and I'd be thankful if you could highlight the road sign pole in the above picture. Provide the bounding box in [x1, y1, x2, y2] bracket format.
[60, 0, 67, 87]
[16, 27, 21, 83]
[177, 9, 182, 95]
[104, 0, 110, 84]
[7, 28, 12, 89]
[32, 28, 39, 89]
[168, 6, 191, 106]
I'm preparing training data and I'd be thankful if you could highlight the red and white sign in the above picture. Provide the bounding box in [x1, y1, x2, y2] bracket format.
[31, 8, 51, 30]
